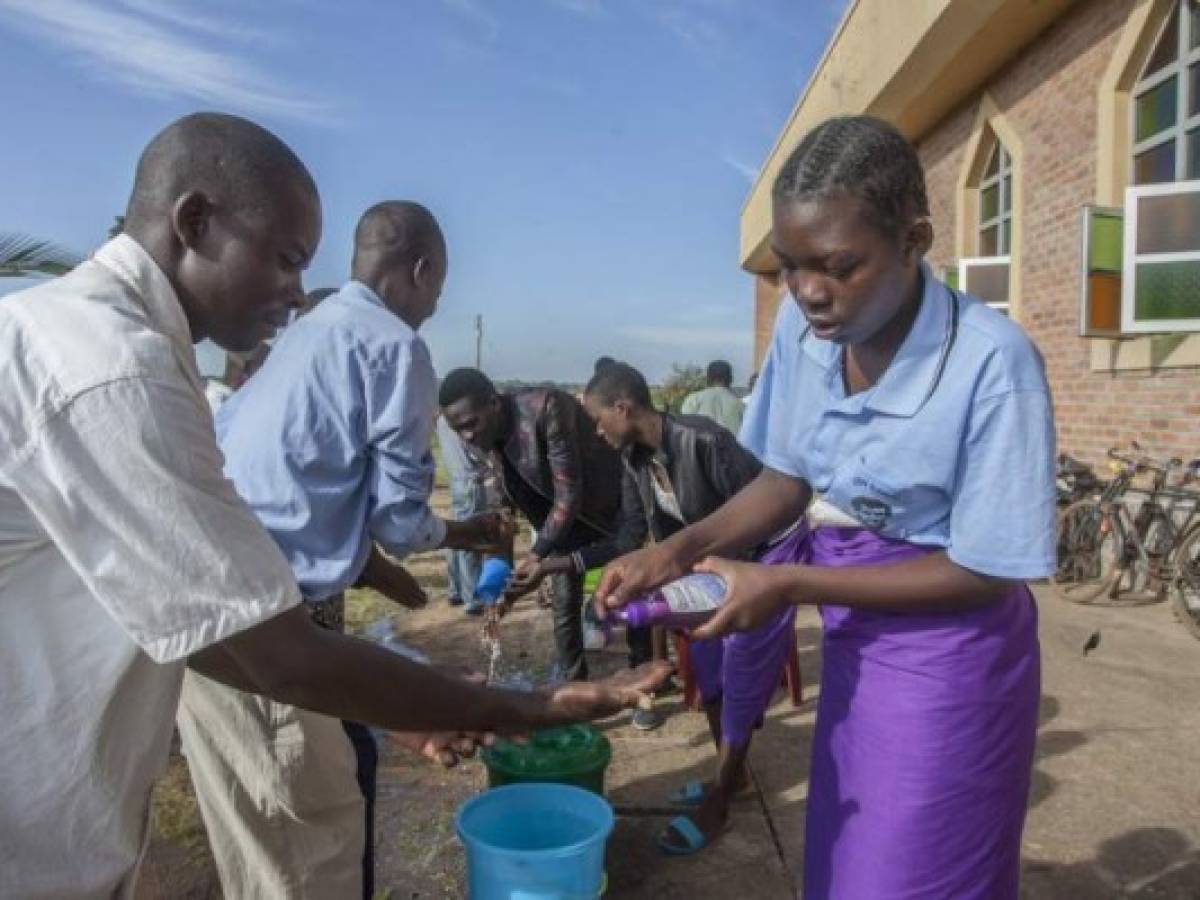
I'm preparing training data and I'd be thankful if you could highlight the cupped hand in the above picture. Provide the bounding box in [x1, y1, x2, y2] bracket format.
[391, 730, 495, 767]
[688, 557, 793, 641]
[593, 544, 688, 618]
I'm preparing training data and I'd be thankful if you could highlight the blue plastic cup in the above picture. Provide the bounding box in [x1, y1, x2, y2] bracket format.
[474, 556, 513, 606]
[455, 783, 613, 899]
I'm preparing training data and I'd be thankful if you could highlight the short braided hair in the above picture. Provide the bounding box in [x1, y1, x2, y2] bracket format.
[772, 116, 928, 238]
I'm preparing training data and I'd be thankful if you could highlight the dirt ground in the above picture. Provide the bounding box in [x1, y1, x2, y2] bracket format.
[138, 491, 1200, 899]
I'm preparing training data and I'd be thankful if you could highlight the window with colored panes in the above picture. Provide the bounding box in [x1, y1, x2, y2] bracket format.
[1132, 0, 1200, 184]
[1116, 1, 1200, 333]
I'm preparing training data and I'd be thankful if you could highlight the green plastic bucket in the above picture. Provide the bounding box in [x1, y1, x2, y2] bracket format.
[482, 725, 612, 796]
[582, 568, 602, 596]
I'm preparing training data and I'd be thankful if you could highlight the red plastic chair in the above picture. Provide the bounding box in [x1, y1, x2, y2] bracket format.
[672, 628, 803, 712]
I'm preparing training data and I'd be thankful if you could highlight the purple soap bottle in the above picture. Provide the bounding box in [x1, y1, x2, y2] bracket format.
[613, 573, 728, 629]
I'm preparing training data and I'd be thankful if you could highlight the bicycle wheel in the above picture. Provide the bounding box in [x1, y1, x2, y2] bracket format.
[1055, 499, 1120, 603]
[1171, 526, 1200, 641]
[1107, 509, 1171, 605]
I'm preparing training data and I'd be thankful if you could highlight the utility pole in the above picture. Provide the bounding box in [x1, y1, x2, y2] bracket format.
[474, 314, 483, 368]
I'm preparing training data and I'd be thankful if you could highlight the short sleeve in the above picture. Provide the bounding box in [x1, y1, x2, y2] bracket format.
[739, 300, 806, 480]
[7, 377, 300, 663]
[947, 388, 1057, 579]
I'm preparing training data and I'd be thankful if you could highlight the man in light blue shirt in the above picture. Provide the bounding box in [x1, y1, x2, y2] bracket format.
[177, 202, 508, 899]
[437, 414, 499, 613]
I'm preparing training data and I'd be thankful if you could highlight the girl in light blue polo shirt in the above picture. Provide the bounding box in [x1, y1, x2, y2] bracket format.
[597, 115, 1055, 897]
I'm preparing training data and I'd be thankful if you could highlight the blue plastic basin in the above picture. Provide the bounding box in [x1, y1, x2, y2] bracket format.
[455, 783, 613, 899]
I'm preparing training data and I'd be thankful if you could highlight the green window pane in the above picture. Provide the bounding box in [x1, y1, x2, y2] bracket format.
[1146, 3, 1180, 78]
[1135, 76, 1178, 142]
[1136, 190, 1200, 254]
[979, 224, 999, 256]
[1134, 140, 1177, 185]
[1088, 211, 1124, 272]
[1002, 173, 1012, 215]
[1001, 218, 1011, 254]
[980, 184, 999, 221]
[1191, 0, 1200, 50]
[1191, 63, 1200, 117]
[1134, 260, 1200, 321]
[1190, 128, 1200, 180]
[942, 266, 959, 290]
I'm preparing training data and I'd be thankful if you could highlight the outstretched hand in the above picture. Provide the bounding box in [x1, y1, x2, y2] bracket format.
[507, 554, 546, 597]
[390, 730, 495, 767]
[541, 661, 674, 723]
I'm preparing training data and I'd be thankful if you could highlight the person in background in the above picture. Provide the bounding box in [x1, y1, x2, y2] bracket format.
[178, 201, 518, 899]
[0, 112, 668, 900]
[681, 359, 744, 434]
[437, 413, 499, 614]
[440, 368, 624, 683]
[744, 371, 759, 408]
[582, 362, 799, 850]
[596, 114, 1053, 898]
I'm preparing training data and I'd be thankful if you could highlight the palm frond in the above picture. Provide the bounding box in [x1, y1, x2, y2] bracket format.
[0, 232, 83, 278]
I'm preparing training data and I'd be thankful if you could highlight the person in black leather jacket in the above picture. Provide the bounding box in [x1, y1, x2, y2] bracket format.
[580, 363, 783, 854]
[439, 368, 623, 682]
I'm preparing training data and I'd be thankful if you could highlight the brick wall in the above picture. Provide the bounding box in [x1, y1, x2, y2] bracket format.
[919, 0, 1200, 466]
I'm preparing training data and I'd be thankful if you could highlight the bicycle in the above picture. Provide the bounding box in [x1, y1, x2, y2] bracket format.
[1055, 445, 1200, 604]
[1056, 452, 1102, 508]
[1170, 523, 1200, 641]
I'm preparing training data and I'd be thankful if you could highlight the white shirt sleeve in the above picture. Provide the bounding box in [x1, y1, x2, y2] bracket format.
[6, 376, 301, 663]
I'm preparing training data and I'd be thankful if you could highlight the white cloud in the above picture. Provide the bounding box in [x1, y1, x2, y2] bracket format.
[721, 152, 759, 184]
[544, 0, 607, 18]
[617, 324, 752, 349]
[435, 0, 500, 41]
[655, 7, 726, 53]
[0, 0, 330, 123]
[115, 0, 275, 44]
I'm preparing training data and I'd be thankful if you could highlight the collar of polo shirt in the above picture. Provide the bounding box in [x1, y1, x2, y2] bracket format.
[798, 261, 956, 419]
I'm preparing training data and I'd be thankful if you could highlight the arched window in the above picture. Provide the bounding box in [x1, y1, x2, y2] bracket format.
[978, 141, 1013, 256]
[1130, 0, 1200, 185]
[958, 129, 1014, 317]
[1118, 0, 1200, 333]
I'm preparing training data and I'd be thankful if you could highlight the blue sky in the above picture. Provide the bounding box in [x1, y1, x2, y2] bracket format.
[0, 0, 845, 383]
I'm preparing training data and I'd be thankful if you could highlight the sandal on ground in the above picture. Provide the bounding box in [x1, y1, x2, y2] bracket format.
[666, 778, 753, 807]
[657, 815, 725, 856]
[667, 779, 707, 807]
[632, 707, 664, 731]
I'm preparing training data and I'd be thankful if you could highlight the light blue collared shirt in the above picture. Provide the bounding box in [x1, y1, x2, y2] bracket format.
[216, 280, 446, 601]
[741, 264, 1056, 579]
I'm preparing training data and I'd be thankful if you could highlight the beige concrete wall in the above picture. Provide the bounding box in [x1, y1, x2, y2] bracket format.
[740, 0, 1079, 273]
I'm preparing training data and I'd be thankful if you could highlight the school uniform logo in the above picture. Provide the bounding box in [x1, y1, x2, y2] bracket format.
[850, 496, 892, 530]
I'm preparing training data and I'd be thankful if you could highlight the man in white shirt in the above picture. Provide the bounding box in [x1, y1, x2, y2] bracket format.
[680, 359, 745, 435]
[0, 111, 666, 900]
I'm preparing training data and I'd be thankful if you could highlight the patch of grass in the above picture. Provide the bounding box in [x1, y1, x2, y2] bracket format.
[148, 756, 208, 859]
